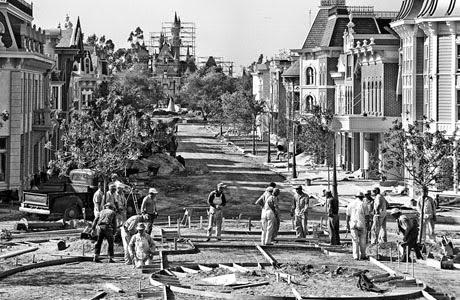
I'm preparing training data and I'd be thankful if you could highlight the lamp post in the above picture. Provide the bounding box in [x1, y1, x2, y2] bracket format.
[292, 120, 298, 178]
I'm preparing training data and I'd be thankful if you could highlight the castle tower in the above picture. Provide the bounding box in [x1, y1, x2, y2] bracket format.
[171, 12, 181, 61]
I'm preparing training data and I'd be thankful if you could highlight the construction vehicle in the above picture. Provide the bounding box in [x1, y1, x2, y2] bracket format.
[19, 169, 97, 221]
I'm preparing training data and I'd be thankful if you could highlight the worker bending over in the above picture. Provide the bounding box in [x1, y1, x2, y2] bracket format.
[121, 214, 149, 265]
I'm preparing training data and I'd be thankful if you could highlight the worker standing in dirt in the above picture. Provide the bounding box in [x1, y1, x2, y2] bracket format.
[417, 187, 437, 243]
[104, 184, 117, 208]
[255, 187, 275, 245]
[364, 190, 374, 244]
[389, 208, 423, 260]
[371, 187, 387, 244]
[206, 183, 227, 241]
[141, 188, 159, 235]
[325, 191, 340, 245]
[129, 223, 156, 268]
[292, 185, 309, 238]
[92, 203, 117, 263]
[121, 214, 149, 265]
[346, 192, 370, 260]
[116, 185, 128, 224]
[93, 182, 104, 217]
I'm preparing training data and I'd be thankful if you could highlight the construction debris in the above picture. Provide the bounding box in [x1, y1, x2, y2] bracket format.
[202, 273, 248, 286]
[104, 283, 125, 293]
[353, 270, 388, 294]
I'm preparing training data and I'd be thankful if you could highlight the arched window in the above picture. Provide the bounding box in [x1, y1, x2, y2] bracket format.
[305, 95, 314, 113]
[306, 67, 315, 85]
[84, 58, 91, 74]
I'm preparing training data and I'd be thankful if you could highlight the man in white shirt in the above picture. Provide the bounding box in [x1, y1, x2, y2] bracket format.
[417, 187, 437, 242]
[292, 185, 309, 238]
[371, 187, 388, 244]
[92, 182, 104, 218]
[346, 192, 370, 260]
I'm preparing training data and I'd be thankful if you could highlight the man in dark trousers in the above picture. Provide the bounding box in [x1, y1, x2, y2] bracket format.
[206, 183, 227, 241]
[92, 203, 117, 263]
[325, 191, 340, 245]
[389, 208, 423, 260]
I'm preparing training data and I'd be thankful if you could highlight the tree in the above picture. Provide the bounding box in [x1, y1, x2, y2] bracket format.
[380, 120, 457, 242]
[180, 67, 236, 121]
[297, 105, 334, 165]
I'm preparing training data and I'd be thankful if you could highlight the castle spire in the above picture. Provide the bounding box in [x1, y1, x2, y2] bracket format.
[174, 12, 178, 23]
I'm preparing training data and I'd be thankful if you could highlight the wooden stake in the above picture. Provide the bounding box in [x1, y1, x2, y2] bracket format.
[82, 244, 85, 257]
[200, 216, 203, 229]
[248, 218, 252, 231]
[411, 252, 415, 278]
[32, 254, 35, 264]
[390, 247, 393, 263]
[376, 244, 379, 260]
[397, 243, 400, 268]
[188, 216, 191, 229]
[138, 280, 142, 291]
[406, 246, 409, 273]
[168, 216, 171, 227]
[15, 257, 18, 266]
[275, 272, 280, 282]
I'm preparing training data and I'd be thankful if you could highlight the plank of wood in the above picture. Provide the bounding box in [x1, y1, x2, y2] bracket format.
[421, 290, 438, 300]
[232, 263, 250, 273]
[180, 266, 199, 274]
[0, 247, 39, 259]
[291, 287, 303, 300]
[170, 270, 188, 278]
[369, 257, 397, 276]
[89, 291, 107, 300]
[159, 251, 167, 270]
[256, 245, 278, 267]
[198, 264, 213, 272]
[230, 281, 270, 290]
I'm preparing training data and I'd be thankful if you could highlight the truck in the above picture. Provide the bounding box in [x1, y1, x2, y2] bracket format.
[19, 169, 97, 220]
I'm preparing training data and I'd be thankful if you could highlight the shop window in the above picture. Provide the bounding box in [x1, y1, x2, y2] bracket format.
[0, 138, 6, 182]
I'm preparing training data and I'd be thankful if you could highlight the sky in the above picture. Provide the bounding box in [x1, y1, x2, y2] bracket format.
[33, 0, 402, 68]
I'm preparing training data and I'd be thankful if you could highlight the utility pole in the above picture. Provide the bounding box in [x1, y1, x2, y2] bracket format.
[332, 133, 338, 200]
[267, 114, 271, 163]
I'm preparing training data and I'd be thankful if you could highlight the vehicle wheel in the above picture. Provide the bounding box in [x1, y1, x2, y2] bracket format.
[64, 205, 80, 221]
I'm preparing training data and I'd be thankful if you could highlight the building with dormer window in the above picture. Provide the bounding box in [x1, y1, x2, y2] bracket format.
[0, 0, 55, 191]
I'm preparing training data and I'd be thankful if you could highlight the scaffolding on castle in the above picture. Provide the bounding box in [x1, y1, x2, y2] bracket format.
[197, 56, 234, 77]
[147, 21, 196, 62]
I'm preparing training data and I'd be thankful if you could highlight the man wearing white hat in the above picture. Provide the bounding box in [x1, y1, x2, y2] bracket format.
[292, 185, 309, 238]
[206, 183, 227, 241]
[141, 188, 159, 234]
[346, 192, 370, 260]
[389, 208, 423, 260]
[129, 223, 155, 268]
[121, 213, 150, 265]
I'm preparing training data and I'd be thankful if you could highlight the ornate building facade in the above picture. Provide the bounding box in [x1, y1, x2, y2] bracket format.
[0, 0, 55, 191]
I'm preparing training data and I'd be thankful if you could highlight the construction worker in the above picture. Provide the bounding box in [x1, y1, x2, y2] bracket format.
[116, 185, 128, 224]
[255, 187, 278, 245]
[417, 187, 437, 242]
[104, 184, 117, 208]
[93, 182, 104, 218]
[325, 191, 340, 245]
[206, 183, 227, 241]
[129, 223, 155, 268]
[371, 187, 387, 244]
[292, 185, 309, 238]
[364, 190, 374, 244]
[141, 188, 159, 235]
[92, 203, 117, 263]
[389, 208, 423, 260]
[121, 214, 149, 265]
[346, 192, 370, 260]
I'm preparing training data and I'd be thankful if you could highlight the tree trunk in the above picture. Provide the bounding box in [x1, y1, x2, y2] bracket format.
[332, 135, 338, 201]
[252, 119, 256, 155]
[102, 177, 108, 207]
[418, 187, 427, 244]
[267, 115, 271, 163]
[220, 123, 223, 137]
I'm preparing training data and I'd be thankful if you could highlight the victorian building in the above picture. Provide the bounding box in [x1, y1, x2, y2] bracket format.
[391, 0, 460, 190]
[0, 0, 54, 191]
[331, 14, 400, 178]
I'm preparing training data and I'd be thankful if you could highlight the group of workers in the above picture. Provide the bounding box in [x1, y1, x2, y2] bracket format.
[91, 186, 159, 267]
[90, 177, 438, 265]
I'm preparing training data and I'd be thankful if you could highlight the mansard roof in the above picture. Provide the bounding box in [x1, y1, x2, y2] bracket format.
[395, 0, 460, 20]
[282, 59, 300, 77]
[301, 7, 394, 51]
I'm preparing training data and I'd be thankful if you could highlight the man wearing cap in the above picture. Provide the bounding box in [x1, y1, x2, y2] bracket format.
[371, 187, 388, 244]
[346, 192, 370, 260]
[206, 183, 227, 241]
[292, 185, 309, 238]
[93, 182, 104, 218]
[121, 214, 149, 265]
[389, 208, 423, 260]
[91, 203, 117, 263]
[141, 188, 159, 235]
[364, 190, 374, 244]
[129, 223, 155, 268]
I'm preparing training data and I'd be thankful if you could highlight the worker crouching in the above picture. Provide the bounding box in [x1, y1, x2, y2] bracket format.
[389, 208, 423, 261]
[121, 214, 149, 265]
[129, 223, 156, 268]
